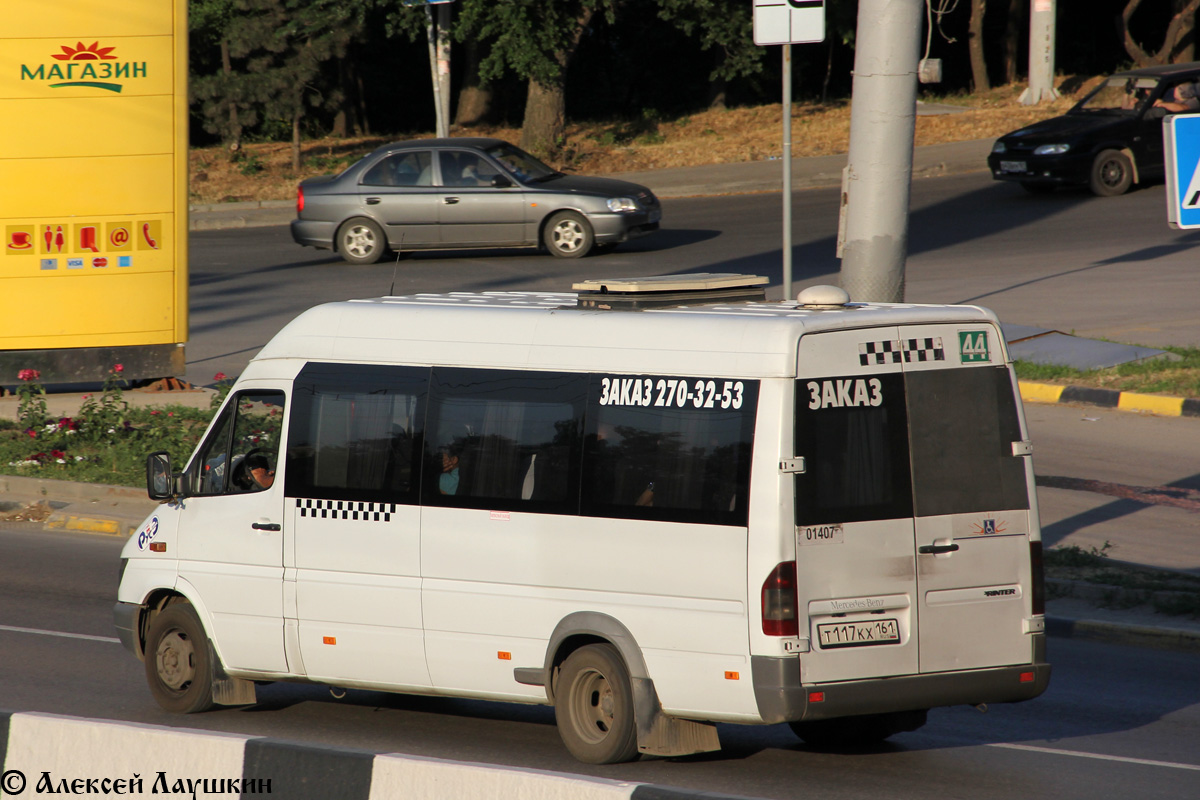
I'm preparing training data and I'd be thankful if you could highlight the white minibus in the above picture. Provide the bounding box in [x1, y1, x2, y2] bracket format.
[115, 274, 1049, 764]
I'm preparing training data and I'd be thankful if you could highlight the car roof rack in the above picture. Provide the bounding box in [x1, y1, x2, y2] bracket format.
[572, 273, 769, 310]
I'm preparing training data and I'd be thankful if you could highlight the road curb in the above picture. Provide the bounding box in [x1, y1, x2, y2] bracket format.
[1017, 380, 1200, 417]
[1045, 615, 1200, 654]
[0, 710, 765, 800]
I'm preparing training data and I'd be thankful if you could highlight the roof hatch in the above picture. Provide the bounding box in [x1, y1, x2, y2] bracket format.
[572, 272, 768, 310]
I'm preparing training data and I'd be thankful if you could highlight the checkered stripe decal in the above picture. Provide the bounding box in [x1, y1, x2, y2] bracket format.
[859, 339, 904, 365]
[297, 498, 396, 522]
[902, 336, 945, 363]
[859, 337, 945, 366]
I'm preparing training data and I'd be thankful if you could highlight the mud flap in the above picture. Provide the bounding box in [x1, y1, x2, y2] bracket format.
[209, 640, 258, 706]
[631, 676, 720, 757]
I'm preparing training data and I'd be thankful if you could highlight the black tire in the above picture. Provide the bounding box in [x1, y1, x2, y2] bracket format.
[554, 644, 639, 764]
[337, 218, 388, 265]
[1020, 181, 1056, 195]
[144, 602, 215, 714]
[543, 211, 594, 259]
[789, 709, 927, 749]
[1089, 149, 1134, 197]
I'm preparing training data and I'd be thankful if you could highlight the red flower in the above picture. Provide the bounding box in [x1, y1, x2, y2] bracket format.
[113, 363, 124, 373]
[25, 429, 37, 438]
[18, 369, 41, 382]
[214, 372, 228, 381]
[50, 449, 66, 459]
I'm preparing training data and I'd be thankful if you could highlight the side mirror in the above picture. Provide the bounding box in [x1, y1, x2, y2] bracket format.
[146, 451, 178, 501]
[491, 175, 513, 188]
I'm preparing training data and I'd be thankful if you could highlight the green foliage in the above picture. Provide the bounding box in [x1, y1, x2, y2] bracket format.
[657, 0, 764, 83]
[1044, 541, 1114, 568]
[236, 153, 266, 175]
[1015, 345, 1200, 399]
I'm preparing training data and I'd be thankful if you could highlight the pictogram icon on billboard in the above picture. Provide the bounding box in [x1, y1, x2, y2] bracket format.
[6, 226, 35, 255]
[108, 223, 132, 250]
[42, 224, 67, 254]
[138, 220, 162, 250]
[78, 224, 100, 252]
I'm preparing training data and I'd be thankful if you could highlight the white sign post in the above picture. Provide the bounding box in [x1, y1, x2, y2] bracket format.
[405, 0, 455, 138]
[753, 1, 825, 302]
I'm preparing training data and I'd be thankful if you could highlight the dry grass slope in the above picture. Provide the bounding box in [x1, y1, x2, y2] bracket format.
[189, 80, 1095, 206]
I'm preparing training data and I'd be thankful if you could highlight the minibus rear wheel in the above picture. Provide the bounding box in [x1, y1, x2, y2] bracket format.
[554, 644, 639, 764]
[788, 709, 927, 749]
[144, 602, 215, 714]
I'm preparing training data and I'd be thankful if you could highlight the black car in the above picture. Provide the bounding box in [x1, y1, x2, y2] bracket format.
[291, 137, 661, 263]
[988, 62, 1200, 196]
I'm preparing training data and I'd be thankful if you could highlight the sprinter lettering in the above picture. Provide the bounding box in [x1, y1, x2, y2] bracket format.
[806, 378, 882, 409]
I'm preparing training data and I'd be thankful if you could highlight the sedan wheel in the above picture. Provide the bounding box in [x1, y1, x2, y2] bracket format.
[544, 212, 594, 259]
[1089, 150, 1133, 197]
[337, 218, 388, 265]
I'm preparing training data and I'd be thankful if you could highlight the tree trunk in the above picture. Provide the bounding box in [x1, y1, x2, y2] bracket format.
[220, 38, 242, 157]
[520, 78, 566, 154]
[1119, 0, 1200, 67]
[455, 38, 492, 127]
[708, 49, 727, 110]
[1003, 0, 1022, 84]
[518, 6, 595, 155]
[1174, 0, 1196, 61]
[292, 110, 302, 172]
[968, 0, 990, 92]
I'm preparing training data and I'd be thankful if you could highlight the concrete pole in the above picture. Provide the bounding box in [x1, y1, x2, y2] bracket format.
[1020, 0, 1059, 105]
[839, 0, 923, 303]
[782, 44, 793, 302]
[425, 4, 451, 139]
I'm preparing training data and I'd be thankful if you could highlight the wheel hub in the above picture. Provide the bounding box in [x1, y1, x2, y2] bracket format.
[156, 630, 195, 691]
[553, 221, 584, 253]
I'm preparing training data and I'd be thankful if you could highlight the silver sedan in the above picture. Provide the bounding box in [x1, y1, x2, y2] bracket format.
[290, 137, 662, 263]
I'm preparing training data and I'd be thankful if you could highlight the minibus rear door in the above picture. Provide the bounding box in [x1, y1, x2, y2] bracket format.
[793, 327, 920, 684]
[899, 324, 1034, 674]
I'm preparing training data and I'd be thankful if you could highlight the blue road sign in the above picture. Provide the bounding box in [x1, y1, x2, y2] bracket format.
[1164, 113, 1200, 229]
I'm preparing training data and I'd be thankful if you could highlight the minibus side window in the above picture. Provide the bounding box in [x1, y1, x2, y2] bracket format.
[905, 366, 1029, 516]
[423, 368, 586, 513]
[191, 391, 286, 496]
[794, 373, 912, 526]
[581, 375, 758, 527]
[285, 363, 428, 504]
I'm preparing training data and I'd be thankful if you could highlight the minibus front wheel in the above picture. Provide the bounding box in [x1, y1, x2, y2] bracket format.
[144, 602, 215, 714]
[554, 643, 639, 764]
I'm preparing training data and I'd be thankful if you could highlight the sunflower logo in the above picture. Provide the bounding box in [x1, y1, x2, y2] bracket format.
[52, 42, 117, 61]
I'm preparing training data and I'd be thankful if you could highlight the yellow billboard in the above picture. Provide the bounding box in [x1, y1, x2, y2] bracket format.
[0, 0, 187, 382]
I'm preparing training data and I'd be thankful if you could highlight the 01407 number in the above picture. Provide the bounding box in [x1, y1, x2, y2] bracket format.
[599, 376, 744, 410]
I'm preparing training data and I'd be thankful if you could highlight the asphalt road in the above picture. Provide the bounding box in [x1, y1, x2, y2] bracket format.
[0, 522, 1197, 800]
[184, 170, 1200, 388]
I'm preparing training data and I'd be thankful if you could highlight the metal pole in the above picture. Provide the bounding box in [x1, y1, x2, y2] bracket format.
[1020, 0, 1059, 105]
[782, 44, 793, 302]
[838, 0, 923, 303]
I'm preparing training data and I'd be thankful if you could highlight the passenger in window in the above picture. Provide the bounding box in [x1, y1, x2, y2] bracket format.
[634, 481, 655, 507]
[1155, 82, 1200, 113]
[439, 446, 462, 495]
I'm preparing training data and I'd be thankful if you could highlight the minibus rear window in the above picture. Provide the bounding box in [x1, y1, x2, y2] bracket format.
[905, 366, 1029, 516]
[794, 373, 913, 526]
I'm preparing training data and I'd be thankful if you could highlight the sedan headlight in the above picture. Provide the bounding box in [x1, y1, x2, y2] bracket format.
[1033, 143, 1070, 155]
[992, 141, 1006, 154]
[606, 197, 640, 213]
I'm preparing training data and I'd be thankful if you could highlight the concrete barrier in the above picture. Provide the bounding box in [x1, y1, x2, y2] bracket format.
[0, 710, 763, 800]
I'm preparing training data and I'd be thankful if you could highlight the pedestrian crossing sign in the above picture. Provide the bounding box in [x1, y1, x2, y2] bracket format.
[1164, 113, 1200, 229]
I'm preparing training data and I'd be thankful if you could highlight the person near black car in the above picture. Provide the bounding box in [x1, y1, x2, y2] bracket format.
[1155, 83, 1200, 113]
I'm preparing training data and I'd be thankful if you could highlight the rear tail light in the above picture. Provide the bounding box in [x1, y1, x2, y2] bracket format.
[297, 186, 305, 213]
[762, 561, 798, 636]
[1029, 541, 1045, 615]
